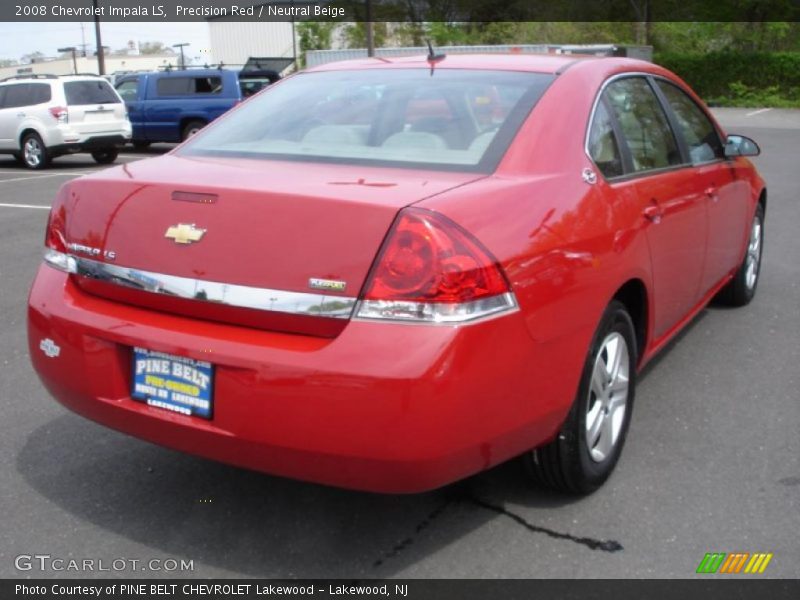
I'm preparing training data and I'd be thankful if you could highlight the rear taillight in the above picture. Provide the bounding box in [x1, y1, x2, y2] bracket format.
[43, 207, 75, 273]
[48, 106, 68, 124]
[356, 208, 517, 323]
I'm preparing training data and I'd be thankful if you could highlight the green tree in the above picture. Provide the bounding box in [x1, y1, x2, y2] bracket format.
[650, 22, 800, 53]
[342, 22, 389, 49]
[138, 41, 174, 55]
[20, 51, 45, 64]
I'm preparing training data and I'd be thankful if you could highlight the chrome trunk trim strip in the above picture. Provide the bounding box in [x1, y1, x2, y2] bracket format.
[53, 253, 357, 319]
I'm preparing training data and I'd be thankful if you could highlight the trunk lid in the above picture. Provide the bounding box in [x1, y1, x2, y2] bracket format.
[63, 154, 483, 336]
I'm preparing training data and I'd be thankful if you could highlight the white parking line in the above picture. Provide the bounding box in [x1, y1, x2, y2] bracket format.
[745, 108, 772, 117]
[0, 203, 50, 210]
[0, 172, 87, 183]
[0, 156, 145, 174]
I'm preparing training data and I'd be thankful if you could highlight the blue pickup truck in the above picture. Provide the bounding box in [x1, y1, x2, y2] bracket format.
[114, 67, 277, 146]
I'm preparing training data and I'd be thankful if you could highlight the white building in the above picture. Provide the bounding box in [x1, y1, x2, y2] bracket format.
[207, 19, 296, 67]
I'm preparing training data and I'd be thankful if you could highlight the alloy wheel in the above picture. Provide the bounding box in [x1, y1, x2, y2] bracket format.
[24, 138, 42, 168]
[745, 216, 762, 290]
[586, 332, 630, 463]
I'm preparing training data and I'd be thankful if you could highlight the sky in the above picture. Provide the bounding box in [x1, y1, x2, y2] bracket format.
[0, 22, 211, 62]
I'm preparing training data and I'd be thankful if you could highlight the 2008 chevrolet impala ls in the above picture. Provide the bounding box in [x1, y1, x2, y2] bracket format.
[28, 54, 765, 493]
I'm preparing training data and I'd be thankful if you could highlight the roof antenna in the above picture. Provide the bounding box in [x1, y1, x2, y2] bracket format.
[426, 39, 446, 76]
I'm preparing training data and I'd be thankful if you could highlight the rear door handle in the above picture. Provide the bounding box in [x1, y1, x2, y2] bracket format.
[705, 186, 719, 201]
[16, 112, 25, 117]
[643, 203, 664, 224]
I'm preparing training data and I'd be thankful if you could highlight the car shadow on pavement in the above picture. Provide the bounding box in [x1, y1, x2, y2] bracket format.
[16, 413, 595, 578]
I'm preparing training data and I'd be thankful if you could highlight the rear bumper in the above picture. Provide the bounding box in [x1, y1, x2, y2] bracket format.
[50, 135, 129, 154]
[28, 266, 575, 493]
[44, 121, 132, 150]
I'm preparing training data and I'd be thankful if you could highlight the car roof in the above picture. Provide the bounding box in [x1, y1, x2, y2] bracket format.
[305, 53, 663, 78]
[148, 69, 236, 77]
[59, 75, 105, 79]
[0, 75, 107, 86]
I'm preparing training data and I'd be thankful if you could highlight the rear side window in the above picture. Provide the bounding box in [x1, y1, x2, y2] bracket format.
[115, 79, 139, 101]
[588, 101, 624, 178]
[656, 80, 724, 164]
[156, 76, 223, 96]
[0, 83, 51, 107]
[604, 77, 681, 173]
[156, 77, 189, 96]
[28, 83, 51, 104]
[194, 76, 222, 94]
[64, 80, 120, 105]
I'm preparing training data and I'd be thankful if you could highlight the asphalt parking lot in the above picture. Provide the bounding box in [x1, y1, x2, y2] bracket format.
[0, 110, 797, 579]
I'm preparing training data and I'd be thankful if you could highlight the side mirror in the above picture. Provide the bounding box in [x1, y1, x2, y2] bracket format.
[725, 134, 760, 158]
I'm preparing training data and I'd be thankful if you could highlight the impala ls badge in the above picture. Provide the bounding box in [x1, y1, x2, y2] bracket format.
[309, 278, 347, 292]
[165, 223, 206, 245]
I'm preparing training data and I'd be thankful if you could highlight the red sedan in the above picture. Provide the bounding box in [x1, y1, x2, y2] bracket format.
[28, 54, 765, 493]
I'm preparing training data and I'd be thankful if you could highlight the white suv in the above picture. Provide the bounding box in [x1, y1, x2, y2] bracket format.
[0, 74, 132, 169]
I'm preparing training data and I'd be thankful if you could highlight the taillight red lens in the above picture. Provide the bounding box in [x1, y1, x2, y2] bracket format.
[42, 205, 76, 273]
[362, 208, 510, 304]
[48, 106, 68, 123]
[45, 206, 67, 252]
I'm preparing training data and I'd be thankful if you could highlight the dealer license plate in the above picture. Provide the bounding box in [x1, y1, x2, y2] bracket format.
[131, 347, 213, 419]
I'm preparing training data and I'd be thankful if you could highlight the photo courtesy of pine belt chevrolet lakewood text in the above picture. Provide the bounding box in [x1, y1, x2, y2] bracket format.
[28, 53, 765, 494]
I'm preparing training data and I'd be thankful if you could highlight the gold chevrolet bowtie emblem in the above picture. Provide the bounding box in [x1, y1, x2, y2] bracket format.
[165, 223, 206, 245]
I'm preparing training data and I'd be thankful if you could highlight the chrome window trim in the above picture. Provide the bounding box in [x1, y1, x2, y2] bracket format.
[583, 71, 726, 184]
[585, 72, 647, 177]
[47, 252, 358, 319]
[599, 163, 691, 184]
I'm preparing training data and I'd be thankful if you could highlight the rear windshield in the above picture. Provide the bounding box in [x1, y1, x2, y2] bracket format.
[64, 80, 120, 105]
[179, 69, 554, 172]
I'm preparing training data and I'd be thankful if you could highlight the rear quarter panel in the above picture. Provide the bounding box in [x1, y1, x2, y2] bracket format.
[419, 63, 657, 418]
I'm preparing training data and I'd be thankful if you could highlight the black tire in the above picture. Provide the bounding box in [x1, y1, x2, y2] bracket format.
[181, 120, 206, 141]
[20, 132, 51, 169]
[132, 141, 151, 150]
[715, 203, 764, 307]
[524, 300, 637, 494]
[91, 148, 119, 165]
